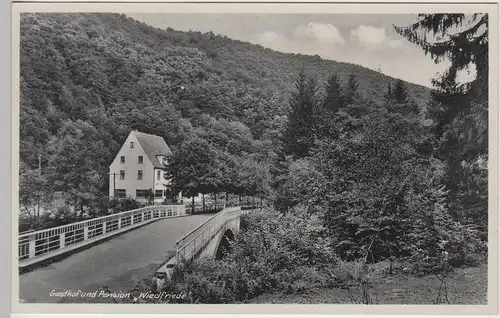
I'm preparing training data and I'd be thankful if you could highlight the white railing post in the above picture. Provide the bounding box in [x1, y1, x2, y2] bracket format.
[118, 217, 122, 229]
[28, 236, 36, 259]
[102, 221, 107, 235]
[83, 225, 89, 240]
[59, 232, 65, 249]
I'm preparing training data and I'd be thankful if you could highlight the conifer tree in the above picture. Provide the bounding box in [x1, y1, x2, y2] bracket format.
[282, 70, 319, 159]
[323, 74, 343, 113]
[314, 74, 343, 138]
[393, 79, 410, 104]
[395, 14, 488, 226]
[344, 74, 359, 105]
[384, 82, 393, 102]
[394, 13, 488, 104]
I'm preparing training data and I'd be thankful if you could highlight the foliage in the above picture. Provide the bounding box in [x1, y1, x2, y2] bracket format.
[282, 70, 319, 159]
[170, 208, 338, 303]
[108, 197, 142, 213]
[275, 67, 486, 270]
[18, 165, 53, 229]
[20, 13, 430, 229]
[395, 14, 488, 233]
[394, 14, 488, 97]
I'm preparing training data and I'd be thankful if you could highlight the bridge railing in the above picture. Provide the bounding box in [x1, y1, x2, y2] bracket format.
[175, 206, 254, 263]
[18, 204, 186, 266]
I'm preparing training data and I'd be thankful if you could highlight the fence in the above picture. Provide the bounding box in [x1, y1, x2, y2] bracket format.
[18, 205, 186, 267]
[175, 206, 254, 263]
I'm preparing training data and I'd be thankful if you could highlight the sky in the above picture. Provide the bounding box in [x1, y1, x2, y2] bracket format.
[126, 13, 455, 88]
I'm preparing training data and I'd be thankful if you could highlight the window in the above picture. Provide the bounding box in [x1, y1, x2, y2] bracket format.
[120, 170, 125, 180]
[120, 156, 125, 164]
[138, 156, 143, 164]
[136, 189, 149, 198]
[155, 190, 163, 198]
[115, 189, 126, 198]
[130, 141, 134, 148]
[137, 170, 143, 180]
[157, 170, 161, 181]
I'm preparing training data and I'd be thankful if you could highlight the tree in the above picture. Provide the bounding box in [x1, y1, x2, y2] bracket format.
[282, 70, 319, 159]
[45, 119, 107, 219]
[294, 108, 459, 262]
[166, 134, 226, 212]
[392, 79, 409, 104]
[394, 13, 488, 160]
[344, 74, 359, 105]
[395, 14, 488, 227]
[315, 74, 344, 138]
[384, 82, 393, 102]
[323, 73, 344, 113]
[19, 167, 53, 229]
[394, 14, 488, 101]
[384, 80, 419, 115]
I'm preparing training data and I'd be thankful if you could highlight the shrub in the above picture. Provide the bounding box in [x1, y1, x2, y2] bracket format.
[171, 207, 337, 303]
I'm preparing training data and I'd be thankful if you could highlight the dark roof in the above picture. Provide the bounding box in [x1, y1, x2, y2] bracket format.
[134, 131, 173, 168]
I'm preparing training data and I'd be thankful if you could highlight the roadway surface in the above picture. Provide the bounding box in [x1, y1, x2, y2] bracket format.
[18, 214, 214, 303]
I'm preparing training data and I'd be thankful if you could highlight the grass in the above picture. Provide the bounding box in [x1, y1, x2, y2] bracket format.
[248, 263, 487, 304]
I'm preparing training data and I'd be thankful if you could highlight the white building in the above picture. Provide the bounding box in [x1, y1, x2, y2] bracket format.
[108, 130, 180, 204]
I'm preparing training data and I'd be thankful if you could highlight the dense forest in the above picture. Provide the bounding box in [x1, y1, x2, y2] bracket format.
[19, 12, 429, 228]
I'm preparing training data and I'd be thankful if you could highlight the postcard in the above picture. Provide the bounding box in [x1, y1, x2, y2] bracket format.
[10, 1, 499, 315]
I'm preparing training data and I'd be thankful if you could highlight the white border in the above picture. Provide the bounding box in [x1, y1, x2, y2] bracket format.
[9, 1, 500, 316]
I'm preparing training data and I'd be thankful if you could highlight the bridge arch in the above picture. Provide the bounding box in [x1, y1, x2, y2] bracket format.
[215, 229, 235, 260]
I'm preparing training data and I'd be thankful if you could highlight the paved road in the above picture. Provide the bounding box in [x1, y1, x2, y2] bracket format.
[19, 214, 214, 303]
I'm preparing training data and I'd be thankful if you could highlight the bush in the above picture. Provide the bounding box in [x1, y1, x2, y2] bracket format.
[109, 197, 142, 213]
[171, 207, 337, 303]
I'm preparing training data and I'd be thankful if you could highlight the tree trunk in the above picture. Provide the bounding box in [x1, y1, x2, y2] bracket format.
[192, 196, 195, 214]
[260, 196, 263, 207]
[253, 195, 255, 208]
[238, 195, 241, 206]
[202, 194, 205, 213]
[36, 189, 40, 223]
[214, 193, 218, 211]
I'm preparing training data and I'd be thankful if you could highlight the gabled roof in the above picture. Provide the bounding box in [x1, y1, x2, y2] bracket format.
[133, 131, 173, 168]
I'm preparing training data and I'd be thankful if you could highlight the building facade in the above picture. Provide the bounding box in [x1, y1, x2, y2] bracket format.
[109, 130, 178, 204]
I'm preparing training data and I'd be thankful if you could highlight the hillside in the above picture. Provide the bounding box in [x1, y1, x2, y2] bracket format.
[19, 12, 430, 216]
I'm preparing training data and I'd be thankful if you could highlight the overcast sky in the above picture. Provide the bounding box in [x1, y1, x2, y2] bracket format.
[126, 13, 452, 88]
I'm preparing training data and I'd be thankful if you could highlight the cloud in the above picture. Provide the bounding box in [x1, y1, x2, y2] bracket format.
[387, 39, 404, 48]
[294, 22, 345, 45]
[256, 22, 345, 50]
[254, 22, 345, 58]
[350, 25, 387, 46]
[256, 31, 293, 53]
[258, 31, 283, 43]
[350, 25, 404, 49]
[252, 22, 440, 87]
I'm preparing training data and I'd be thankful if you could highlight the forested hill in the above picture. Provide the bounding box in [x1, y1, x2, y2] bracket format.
[20, 12, 429, 203]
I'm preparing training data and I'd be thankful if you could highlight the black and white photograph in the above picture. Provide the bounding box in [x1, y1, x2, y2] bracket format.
[11, 2, 498, 314]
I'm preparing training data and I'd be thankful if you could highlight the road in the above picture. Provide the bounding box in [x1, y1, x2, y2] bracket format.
[18, 214, 214, 303]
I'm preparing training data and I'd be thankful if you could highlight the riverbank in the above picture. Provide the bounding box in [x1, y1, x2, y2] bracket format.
[248, 263, 487, 304]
